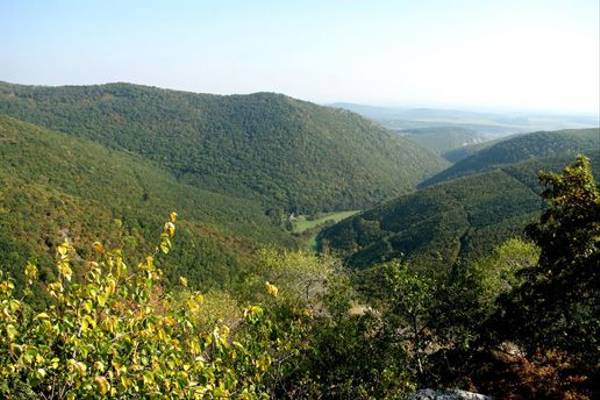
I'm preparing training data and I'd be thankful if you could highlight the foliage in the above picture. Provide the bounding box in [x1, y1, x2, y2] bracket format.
[423, 156, 600, 398]
[0, 213, 323, 399]
[271, 269, 417, 399]
[320, 150, 599, 271]
[251, 248, 339, 314]
[0, 114, 299, 296]
[428, 238, 539, 357]
[0, 82, 448, 213]
[493, 155, 600, 371]
[379, 261, 437, 376]
[1, 82, 598, 398]
[453, 238, 540, 310]
[422, 128, 599, 187]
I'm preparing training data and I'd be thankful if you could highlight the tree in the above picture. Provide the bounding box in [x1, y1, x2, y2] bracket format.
[378, 261, 437, 377]
[495, 155, 600, 369]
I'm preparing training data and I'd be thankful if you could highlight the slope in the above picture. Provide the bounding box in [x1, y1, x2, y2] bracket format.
[421, 128, 599, 187]
[0, 82, 448, 213]
[441, 135, 511, 163]
[318, 153, 600, 270]
[399, 126, 489, 155]
[0, 114, 295, 293]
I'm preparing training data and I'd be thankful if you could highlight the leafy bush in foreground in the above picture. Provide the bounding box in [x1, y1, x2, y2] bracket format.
[0, 213, 285, 399]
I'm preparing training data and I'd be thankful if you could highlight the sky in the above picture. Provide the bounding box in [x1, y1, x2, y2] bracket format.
[1, 0, 599, 114]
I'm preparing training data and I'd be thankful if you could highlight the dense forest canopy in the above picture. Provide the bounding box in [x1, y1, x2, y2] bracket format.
[0, 82, 448, 213]
[0, 79, 598, 400]
[319, 143, 599, 270]
[0, 115, 297, 295]
[421, 128, 599, 187]
[2, 0, 599, 395]
[1, 155, 598, 398]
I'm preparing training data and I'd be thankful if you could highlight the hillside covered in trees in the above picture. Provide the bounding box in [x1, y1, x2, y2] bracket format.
[421, 128, 599, 187]
[1, 80, 598, 400]
[318, 129, 599, 270]
[0, 82, 448, 213]
[2, 154, 598, 399]
[1, 90, 598, 398]
[2, 0, 599, 397]
[0, 114, 298, 294]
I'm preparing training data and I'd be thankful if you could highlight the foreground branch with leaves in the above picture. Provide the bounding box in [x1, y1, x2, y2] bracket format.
[0, 212, 286, 399]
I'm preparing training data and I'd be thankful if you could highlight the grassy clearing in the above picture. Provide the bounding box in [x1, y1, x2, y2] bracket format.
[292, 210, 360, 234]
[292, 210, 360, 251]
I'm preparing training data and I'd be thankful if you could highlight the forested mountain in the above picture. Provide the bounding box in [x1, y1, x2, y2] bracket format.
[318, 152, 600, 270]
[0, 82, 448, 213]
[421, 128, 599, 187]
[0, 115, 297, 293]
[2, 101, 597, 399]
[398, 126, 489, 156]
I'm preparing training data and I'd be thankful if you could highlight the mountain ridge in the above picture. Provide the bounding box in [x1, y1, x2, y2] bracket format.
[0, 81, 448, 213]
[318, 128, 600, 270]
[421, 128, 600, 187]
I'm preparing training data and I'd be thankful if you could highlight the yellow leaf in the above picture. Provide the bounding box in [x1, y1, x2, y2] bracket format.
[58, 262, 73, 282]
[159, 236, 171, 254]
[105, 278, 116, 295]
[179, 276, 188, 287]
[265, 281, 279, 297]
[24, 262, 38, 283]
[57, 240, 69, 257]
[164, 222, 176, 238]
[6, 324, 17, 340]
[94, 376, 110, 395]
[93, 241, 105, 254]
[143, 371, 154, 386]
[169, 211, 178, 223]
[35, 312, 50, 320]
[68, 359, 87, 376]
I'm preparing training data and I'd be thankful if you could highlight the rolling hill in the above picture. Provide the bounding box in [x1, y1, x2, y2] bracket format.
[318, 134, 599, 270]
[398, 126, 489, 156]
[441, 136, 509, 163]
[0, 82, 448, 213]
[0, 114, 298, 293]
[421, 128, 600, 187]
[331, 102, 600, 135]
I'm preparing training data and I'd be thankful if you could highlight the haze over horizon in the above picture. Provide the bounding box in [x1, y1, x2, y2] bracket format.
[1, 0, 599, 114]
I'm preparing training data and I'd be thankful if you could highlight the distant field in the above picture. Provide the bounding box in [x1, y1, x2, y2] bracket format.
[292, 210, 361, 234]
[292, 210, 361, 250]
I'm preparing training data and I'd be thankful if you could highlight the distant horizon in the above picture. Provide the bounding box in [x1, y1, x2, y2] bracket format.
[2, 1, 598, 115]
[2, 78, 599, 118]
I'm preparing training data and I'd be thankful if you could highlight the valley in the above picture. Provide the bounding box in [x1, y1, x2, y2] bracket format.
[1, 82, 598, 399]
[3, 2, 599, 397]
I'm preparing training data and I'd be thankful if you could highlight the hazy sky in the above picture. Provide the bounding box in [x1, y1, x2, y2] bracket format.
[1, 0, 599, 113]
